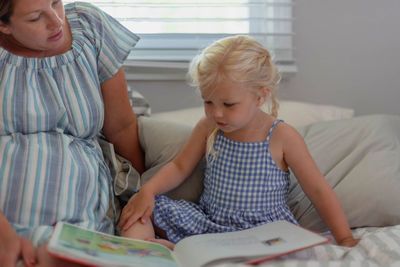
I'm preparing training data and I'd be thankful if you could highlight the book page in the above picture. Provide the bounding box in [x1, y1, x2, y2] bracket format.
[173, 220, 330, 267]
[48, 222, 179, 267]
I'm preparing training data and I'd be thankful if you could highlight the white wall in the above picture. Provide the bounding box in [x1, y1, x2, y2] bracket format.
[280, 0, 400, 116]
[129, 0, 400, 116]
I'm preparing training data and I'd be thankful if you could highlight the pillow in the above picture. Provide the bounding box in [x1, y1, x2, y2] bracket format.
[151, 100, 354, 128]
[278, 100, 354, 128]
[128, 86, 151, 117]
[100, 117, 205, 221]
[138, 117, 205, 203]
[138, 114, 400, 233]
[151, 106, 204, 127]
[288, 114, 400, 232]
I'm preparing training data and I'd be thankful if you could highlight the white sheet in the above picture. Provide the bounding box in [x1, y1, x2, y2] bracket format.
[209, 225, 400, 266]
[254, 224, 400, 266]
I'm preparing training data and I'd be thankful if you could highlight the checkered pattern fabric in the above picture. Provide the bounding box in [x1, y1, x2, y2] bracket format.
[153, 120, 298, 243]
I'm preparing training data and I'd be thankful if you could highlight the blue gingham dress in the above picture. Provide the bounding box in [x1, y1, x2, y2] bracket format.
[153, 120, 298, 243]
[0, 2, 139, 246]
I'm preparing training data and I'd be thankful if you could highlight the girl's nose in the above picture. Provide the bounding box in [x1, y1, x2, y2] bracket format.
[213, 107, 223, 118]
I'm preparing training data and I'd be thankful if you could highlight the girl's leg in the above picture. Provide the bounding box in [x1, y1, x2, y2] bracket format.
[121, 219, 155, 240]
[147, 237, 175, 250]
[152, 223, 175, 250]
[122, 217, 176, 250]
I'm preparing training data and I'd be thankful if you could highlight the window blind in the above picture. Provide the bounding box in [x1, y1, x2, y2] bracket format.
[64, 0, 295, 77]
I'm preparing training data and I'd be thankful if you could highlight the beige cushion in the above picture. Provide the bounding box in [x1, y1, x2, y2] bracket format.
[151, 100, 354, 128]
[136, 115, 400, 232]
[288, 114, 400, 232]
[138, 117, 205, 203]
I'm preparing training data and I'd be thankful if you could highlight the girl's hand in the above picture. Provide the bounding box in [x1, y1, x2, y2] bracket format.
[0, 233, 36, 267]
[119, 189, 155, 231]
[337, 236, 360, 247]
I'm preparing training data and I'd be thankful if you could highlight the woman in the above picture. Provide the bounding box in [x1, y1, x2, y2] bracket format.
[0, 0, 144, 265]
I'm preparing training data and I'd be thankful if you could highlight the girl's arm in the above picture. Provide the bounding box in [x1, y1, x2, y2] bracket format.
[101, 67, 145, 174]
[119, 117, 214, 230]
[280, 124, 359, 247]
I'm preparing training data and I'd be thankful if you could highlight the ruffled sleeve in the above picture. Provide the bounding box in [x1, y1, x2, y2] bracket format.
[70, 2, 140, 82]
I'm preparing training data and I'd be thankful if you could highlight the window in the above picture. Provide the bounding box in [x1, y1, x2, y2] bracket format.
[64, 0, 295, 79]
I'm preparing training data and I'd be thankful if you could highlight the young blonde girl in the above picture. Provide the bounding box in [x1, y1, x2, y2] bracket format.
[119, 35, 359, 249]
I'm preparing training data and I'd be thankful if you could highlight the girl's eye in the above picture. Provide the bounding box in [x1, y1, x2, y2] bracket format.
[224, 103, 235, 107]
[204, 101, 212, 105]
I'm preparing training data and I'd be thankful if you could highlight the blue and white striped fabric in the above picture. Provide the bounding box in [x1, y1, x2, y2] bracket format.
[153, 120, 298, 243]
[0, 2, 139, 246]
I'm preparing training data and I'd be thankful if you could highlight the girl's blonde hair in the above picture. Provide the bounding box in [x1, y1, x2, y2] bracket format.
[187, 35, 281, 157]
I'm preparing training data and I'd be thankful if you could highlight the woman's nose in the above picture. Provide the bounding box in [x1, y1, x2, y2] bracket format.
[47, 11, 63, 30]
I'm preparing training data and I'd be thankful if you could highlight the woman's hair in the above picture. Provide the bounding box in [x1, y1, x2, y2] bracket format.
[187, 35, 281, 157]
[0, 0, 13, 24]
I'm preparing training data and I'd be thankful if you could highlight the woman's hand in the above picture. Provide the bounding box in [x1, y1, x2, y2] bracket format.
[337, 236, 360, 247]
[119, 188, 155, 231]
[33, 243, 85, 267]
[0, 230, 36, 267]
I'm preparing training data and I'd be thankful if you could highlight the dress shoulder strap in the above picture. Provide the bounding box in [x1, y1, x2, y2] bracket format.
[266, 119, 283, 143]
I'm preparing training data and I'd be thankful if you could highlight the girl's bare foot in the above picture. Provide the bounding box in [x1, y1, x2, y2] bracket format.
[147, 238, 175, 250]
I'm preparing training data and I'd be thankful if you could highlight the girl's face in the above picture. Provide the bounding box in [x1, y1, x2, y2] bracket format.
[0, 0, 68, 55]
[202, 79, 264, 136]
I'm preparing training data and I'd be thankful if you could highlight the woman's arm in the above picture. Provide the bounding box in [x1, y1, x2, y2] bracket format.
[280, 124, 359, 247]
[119, 117, 214, 230]
[101, 67, 145, 174]
[0, 211, 36, 267]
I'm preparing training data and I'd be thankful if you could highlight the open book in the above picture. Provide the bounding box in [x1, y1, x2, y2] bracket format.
[47, 220, 331, 267]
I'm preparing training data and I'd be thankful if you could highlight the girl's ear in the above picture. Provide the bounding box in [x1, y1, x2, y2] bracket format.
[257, 86, 270, 106]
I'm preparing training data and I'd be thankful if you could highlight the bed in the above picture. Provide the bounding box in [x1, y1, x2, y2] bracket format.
[107, 93, 400, 266]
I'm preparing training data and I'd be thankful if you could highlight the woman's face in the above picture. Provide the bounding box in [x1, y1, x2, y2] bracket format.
[0, 0, 68, 54]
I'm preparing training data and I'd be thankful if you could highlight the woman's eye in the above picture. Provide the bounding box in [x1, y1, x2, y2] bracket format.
[53, 0, 61, 6]
[224, 103, 235, 107]
[29, 17, 40, 22]
[204, 101, 212, 105]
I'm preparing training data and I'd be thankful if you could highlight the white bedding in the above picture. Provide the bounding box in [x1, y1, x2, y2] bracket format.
[250, 224, 400, 266]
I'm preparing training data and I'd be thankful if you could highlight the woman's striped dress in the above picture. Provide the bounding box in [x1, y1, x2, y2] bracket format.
[0, 2, 139, 245]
